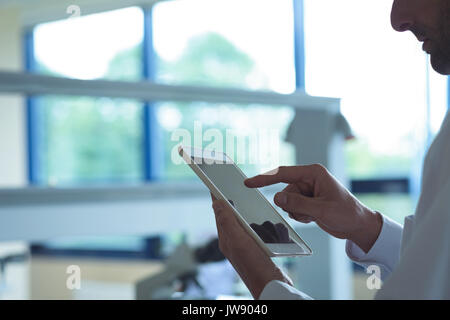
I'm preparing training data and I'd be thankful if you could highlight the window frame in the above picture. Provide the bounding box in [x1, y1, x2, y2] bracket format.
[24, 0, 443, 195]
[24, 29, 40, 185]
[24, 0, 308, 185]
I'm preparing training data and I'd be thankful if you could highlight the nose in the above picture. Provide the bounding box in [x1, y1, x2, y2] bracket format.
[391, 0, 413, 32]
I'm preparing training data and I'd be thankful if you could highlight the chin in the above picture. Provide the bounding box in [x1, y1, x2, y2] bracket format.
[430, 54, 450, 75]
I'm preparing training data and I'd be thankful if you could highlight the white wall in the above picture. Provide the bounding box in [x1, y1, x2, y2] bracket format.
[0, 7, 26, 188]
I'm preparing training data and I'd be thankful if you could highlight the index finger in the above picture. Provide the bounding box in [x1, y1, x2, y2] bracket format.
[244, 165, 323, 188]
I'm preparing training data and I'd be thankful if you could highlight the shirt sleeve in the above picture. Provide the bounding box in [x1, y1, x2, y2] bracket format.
[258, 214, 403, 300]
[375, 187, 450, 299]
[345, 214, 403, 281]
[258, 280, 313, 300]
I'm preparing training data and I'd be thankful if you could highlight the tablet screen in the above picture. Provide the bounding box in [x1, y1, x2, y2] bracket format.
[197, 161, 296, 245]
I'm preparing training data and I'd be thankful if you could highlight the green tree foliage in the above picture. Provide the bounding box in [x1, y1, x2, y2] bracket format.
[154, 32, 284, 179]
[38, 32, 261, 184]
[37, 45, 144, 185]
[104, 45, 142, 81]
[158, 32, 255, 87]
[39, 96, 143, 184]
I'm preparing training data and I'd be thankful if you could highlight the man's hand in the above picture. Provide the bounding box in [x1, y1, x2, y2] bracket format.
[210, 194, 293, 299]
[245, 165, 382, 253]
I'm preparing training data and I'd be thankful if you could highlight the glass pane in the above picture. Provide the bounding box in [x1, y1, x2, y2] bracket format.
[304, 0, 448, 179]
[33, 7, 144, 81]
[31, 7, 145, 185]
[34, 96, 143, 185]
[156, 102, 296, 180]
[152, 0, 296, 94]
[32, 96, 144, 186]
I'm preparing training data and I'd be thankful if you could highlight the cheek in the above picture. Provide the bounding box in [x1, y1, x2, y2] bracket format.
[439, 11, 450, 53]
[445, 18, 450, 43]
[432, 1, 450, 50]
[441, 0, 450, 36]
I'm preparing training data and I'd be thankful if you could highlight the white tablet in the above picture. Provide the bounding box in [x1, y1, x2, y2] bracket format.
[179, 145, 312, 257]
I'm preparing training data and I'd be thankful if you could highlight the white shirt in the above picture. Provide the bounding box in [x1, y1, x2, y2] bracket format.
[259, 111, 450, 300]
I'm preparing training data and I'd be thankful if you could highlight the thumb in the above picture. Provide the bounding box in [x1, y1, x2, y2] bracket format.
[274, 191, 326, 220]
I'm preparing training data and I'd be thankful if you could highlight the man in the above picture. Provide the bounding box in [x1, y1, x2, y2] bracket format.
[211, 0, 450, 299]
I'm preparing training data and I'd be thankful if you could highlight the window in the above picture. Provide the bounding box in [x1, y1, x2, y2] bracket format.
[28, 1, 301, 185]
[29, 7, 145, 185]
[33, 7, 143, 81]
[27, 1, 448, 214]
[151, 0, 298, 179]
[29, 96, 144, 185]
[152, 0, 296, 93]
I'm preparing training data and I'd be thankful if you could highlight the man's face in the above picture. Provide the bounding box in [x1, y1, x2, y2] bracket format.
[391, 0, 450, 75]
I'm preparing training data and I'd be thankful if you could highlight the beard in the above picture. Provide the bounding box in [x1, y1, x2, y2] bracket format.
[430, 0, 450, 75]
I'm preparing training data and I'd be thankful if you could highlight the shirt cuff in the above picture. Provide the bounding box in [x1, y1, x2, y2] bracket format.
[258, 280, 313, 300]
[346, 214, 403, 280]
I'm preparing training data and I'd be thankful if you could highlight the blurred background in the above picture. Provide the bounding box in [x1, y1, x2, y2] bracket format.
[0, 0, 448, 300]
